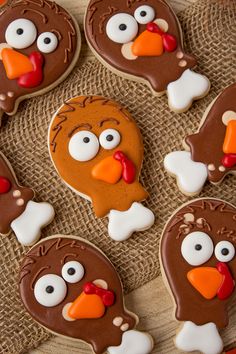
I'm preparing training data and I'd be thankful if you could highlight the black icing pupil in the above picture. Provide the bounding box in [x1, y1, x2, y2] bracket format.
[140, 11, 147, 17]
[44, 37, 51, 44]
[83, 137, 90, 143]
[106, 134, 114, 142]
[46, 285, 54, 294]
[67, 267, 76, 275]
[195, 244, 202, 251]
[221, 248, 229, 256]
[119, 24, 127, 31]
[17, 28, 24, 35]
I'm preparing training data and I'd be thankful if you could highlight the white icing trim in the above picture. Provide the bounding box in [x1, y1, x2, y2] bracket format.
[154, 18, 168, 32]
[222, 110, 236, 126]
[164, 151, 208, 195]
[108, 202, 154, 241]
[107, 330, 153, 354]
[175, 321, 223, 354]
[121, 42, 137, 60]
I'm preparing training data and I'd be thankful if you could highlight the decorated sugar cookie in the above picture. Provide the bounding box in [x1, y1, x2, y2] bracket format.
[84, 0, 210, 113]
[48, 96, 154, 241]
[164, 83, 236, 195]
[0, 0, 81, 120]
[19, 235, 154, 354]
[160, 198, 236, 354]
[0, 152, 55, 245]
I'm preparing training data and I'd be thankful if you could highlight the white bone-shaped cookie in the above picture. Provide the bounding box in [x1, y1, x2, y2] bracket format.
[108, 330, 154, 354]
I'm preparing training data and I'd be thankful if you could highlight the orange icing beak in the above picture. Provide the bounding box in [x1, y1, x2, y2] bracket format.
[1, 48, 33, 80]
[132, 30, 163, 57]
[223, 120, 236, 154]
[68, 292, 105, 320]
[91, 155, 122, 184]
[187, 267, 223, 300]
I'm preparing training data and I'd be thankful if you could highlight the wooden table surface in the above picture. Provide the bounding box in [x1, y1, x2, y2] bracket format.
[30, 0, 236, 353]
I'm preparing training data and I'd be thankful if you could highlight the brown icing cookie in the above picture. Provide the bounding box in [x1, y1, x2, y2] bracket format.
[0, 151, 54, 245]
[48, 95, 154, 242]
[19, 235, 154, 354]
[0, 0, 81, 117]
[84, 0, 210, 112]
[164, 83, 236, 195]
[160, 198, 236, 353]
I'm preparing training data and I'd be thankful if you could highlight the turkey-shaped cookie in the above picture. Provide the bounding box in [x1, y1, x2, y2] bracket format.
[84, 0, 210, 112]
[164, 83, 236, 195]
[0, 0, 81, 120]
[19, 235, 154, 354]
[160, 198, 236, 354]
[0, 152, 54, 245]
[48, 96, 154, 241]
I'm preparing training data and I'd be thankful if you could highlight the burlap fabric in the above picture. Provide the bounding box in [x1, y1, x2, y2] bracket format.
[0, 0, 235, 352]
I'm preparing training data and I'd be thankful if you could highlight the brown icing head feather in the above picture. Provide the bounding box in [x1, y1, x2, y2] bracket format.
[85, 0, 196, 93]
[19, 236, 137, 354]
[0, 0, 79, 114]
[48, 96, 148, 218]
[161, 198, 236, 329]
[185, 83, 236, 183]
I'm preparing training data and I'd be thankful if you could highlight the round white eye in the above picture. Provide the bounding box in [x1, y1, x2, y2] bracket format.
[62, 261, 85, 283]
[134, 5, 155, 24]
[99, 129, 121, 150]
[68, 131, 99, 162]
[34, 274, 67, 307]
[106, 13, 138, 44]
[181, 232, 214, 266]
[5, 19, 37, 49]
[215, 241, 235, 262]
[37, 32, 58, 53]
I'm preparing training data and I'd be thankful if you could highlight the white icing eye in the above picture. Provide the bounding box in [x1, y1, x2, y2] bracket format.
[34, 274, 67, 307]
[106, 13, 138, 44]
[68, 131, 99, 162]
[134, 5, 155, 24]
[181, 231, 214, 266]
[5, 19, 37, 49]
[37, 32, 58, 53]
[215, 241, 235, 262]
[99, 129, 121, 150]
[61, 261, 85, 283]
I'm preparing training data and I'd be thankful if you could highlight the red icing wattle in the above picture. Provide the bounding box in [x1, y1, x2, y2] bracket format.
[83, 282, 115, 307]
[217, 262, 235, 300]
[18, 52, 44, 88]
[113, 151, 136, 184]
[222, 153, 236, 168]
[0, 176, 11, 193]
[146, 22, 177, 52]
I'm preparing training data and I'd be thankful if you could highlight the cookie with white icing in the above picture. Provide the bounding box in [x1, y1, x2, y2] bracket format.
[48, 95, 154, 242]
[0, 0, 81, 121]
[160, 198, 236, 354]
[19, 235, 154, 354]
[0, 151, 54, 245]
[164, 83, 236, 195]
[84, 0, 210, 112]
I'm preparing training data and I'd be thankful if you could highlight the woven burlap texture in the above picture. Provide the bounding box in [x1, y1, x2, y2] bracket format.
[0, 0, 235, 353]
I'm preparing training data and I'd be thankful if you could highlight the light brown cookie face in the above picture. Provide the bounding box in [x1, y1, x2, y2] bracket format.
[19, 235, 137, 354]
[48, 96, 148, 218]
[160, 198, 236, 329]
[0, 0, 81, 116]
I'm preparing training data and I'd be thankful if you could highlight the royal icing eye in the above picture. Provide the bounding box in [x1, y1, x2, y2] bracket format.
[181, 231, 214, 266]
[61, 261, 85, 283]
[134, 5, 155, 24]
[34, 274, 67, 307]
[99, 129, 121, 150]
[215, 241, 235, 262]
[106, 13, 138, 44]
[5, 19, 37, 49]
[37, 32, 58, 54]
[68, 131, 99, 162]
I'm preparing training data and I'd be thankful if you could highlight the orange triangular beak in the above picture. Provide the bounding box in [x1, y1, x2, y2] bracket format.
[68, 292, 105, 320]
[1, 48, 33, 80]
[187, 267, 223, 300]
[132, 31, 163, 57]
[91, 156, 122, 184]
[223, 120, 236, 154]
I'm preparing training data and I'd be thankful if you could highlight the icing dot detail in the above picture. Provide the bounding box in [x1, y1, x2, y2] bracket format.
[176, 51, 184, 59]
[208, 164, 215, 171]
[179, 60, 187, 67]
[219, 165, 226, 172]
[16, 198, 24, 206]
[113, 316, 123, 326]
[121, 323, 129, 331]
[0, 94, 6, 101]
[7, 91, 14, 97]
[13, 190, 21, 197]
